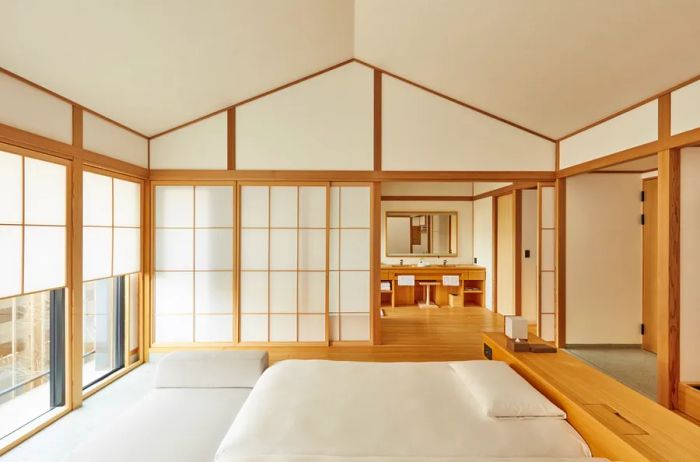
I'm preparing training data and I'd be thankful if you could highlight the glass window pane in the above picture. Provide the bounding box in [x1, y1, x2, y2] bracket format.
[0, 226, 22, 298]
[113, 179, 141, 228]
[24, 157, 66, 226]
[155, 186, 193, 228]
[113, 227, 140, 275]
[24, 226, 66, 293]
[82, 278, 118, 387]
[83, 227, 112, 281]
[83, 172, 112, 227]
[195, 186, 233, 228]
[0, 151, 22, 224]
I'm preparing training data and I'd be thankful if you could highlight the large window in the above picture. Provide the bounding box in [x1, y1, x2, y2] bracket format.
[82, 171, 141, 389]
[0, 149, 67, 439]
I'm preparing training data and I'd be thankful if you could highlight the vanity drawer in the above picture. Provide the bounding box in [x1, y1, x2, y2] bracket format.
[466, 271, 485, 281]
[380, 271, 390, 280]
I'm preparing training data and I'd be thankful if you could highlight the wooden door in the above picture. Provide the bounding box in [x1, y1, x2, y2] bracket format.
[642, 178, 658, 353]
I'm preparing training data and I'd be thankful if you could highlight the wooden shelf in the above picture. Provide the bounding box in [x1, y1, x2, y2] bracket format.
[463, 289, 483, 294]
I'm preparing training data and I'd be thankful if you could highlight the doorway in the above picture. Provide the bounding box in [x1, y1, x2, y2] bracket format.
[642, 177, 658, 353]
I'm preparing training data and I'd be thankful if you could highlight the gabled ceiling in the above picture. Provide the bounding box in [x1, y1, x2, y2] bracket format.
[2, 0, 700, 139]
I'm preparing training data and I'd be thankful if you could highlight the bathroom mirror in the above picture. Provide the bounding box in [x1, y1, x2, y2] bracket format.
[385, 211, 458, 257]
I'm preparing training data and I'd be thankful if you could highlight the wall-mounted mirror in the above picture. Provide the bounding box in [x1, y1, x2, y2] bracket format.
[385, 211, 458, 257]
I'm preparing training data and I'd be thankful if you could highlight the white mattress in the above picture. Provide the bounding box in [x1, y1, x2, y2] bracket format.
[64, 388, 250, 462]
[215, 360, 595, 462]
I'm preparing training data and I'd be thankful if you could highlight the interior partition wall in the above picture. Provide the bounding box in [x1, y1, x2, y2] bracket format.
[537, 184, 556, 342]
[0, 148, 69, 439]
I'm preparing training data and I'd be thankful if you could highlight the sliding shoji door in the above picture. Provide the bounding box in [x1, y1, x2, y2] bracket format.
[329, 185, 371, 342]
[153, 184, 235, 344]
[537, 184, 556, 342]
[239, 184, 327, 343]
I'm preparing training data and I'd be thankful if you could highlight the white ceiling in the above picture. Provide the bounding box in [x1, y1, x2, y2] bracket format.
[2, 1, 700, 139]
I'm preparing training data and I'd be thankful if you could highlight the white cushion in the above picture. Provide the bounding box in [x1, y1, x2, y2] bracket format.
[155, 350, 268, 388]
[449, 360, 566, 419]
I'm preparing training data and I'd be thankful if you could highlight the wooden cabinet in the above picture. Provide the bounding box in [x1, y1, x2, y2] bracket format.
[381, 265, 486, 308]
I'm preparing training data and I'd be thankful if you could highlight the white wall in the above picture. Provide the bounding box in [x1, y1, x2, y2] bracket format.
[566, 173, 642, 344]
[672, 80, 700, 136]
[83, 112, 148, 167]
[382, 75, 555, 171]
[382, 181, 473, 196]
[680, 148, 700, 382]
[474, 182, 511, 195]
[236, 62, 373, 170]
[496, 194, 515, 315]
[381, 200, 473, 265]
[150, 112, 228, 169]
[521, 189, 538, 323]
[0, 72, 72, 144]
[473, 197, 493, 310]
[559, 100, 658, 169]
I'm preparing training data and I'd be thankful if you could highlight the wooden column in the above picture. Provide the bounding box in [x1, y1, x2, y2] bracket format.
[371, 181, 382, 344]
[514, 190, 522, 316]
[555, 177, 566, 348]
[373, 69, 382, 171]
[69, 105, 83, 409]
[657, 148, 681, 408]
[227, 107, 236, 170]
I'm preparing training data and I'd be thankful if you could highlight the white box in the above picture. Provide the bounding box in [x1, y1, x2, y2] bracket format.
[505, 316, 529, 340]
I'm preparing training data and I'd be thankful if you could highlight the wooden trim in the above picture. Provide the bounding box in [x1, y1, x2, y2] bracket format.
[555, 178, 566, 347]
[557, 141, 661, 178]
[142, 179, 151, 361]
[0, 407, 71, 457]
[353, 59, 555, 143]
[373, 70, 382, 171]
[72, 106, 83, 149]
[81, 148, 148, 179]
[149, 169, 555, 182]
[381, 195, 473, 202]
[0, 66, 148, 139]
[492, 196, 498, 313]
[472, 181, 538, 201]
[514, 190, 522, 316]
[370, 182, 382, 344]
[659, 93, 671, 144]
[69, 159, 83, 409]
[227, 107, 236, 170]
[678, 383, 700, 422]
[656, 148, 681, 409]
[82, 361, 143, 400]
[555, 141, 560, 171]
[149, 59, 355, 139]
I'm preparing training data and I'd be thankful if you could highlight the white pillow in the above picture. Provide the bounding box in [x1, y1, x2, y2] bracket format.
[155, 350, 268, 388]
[449, 360, 566, 419]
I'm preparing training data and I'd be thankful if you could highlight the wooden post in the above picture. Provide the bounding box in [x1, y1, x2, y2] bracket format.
[555, 177, 566, 348]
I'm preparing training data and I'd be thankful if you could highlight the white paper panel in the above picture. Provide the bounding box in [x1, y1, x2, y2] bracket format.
[195, 186, 233, 227]
[113, 227, 140, 275]
[541, 229, 555, 272]
[83, 227, 112, 281]
[329, 271, 339, 313]
[541, 271, 555, 314]
[340, 271, 370, 312]
[155, 229, 193, 270]
[240, 229, 269, 270]
[240, 271, 268, 313]
[155, 186, 193, 227]
[241, 186, 269, 228]
[298, 272, 325, 313]
[83, 172, 112, 227]
[24, 226, 65, 292]
[240, 315, 268, 342]
[330, 187, 340, 228]
[329, 229, 340, 270]
[298, 229, 326, 270]
[340, 313, 370, 341]
[83, 112, 149, 167]
[24, 157, 66, 225]
[329, 314, 340, 341]
[299, 187, 326, 228]
[155, 315, 193, 343]
[195, 229, 233, 270]
[0, 152, 22, 224]
[270, 314, 296, 342]
[195, 315, 233, 342]
[540, 313, 555, 342]
[113, 179, 141, 227]
[671, 80, 700, 135]
[541, 187, 555, 229]
[298, 315, 325, 342]
[270, 271, 297, 313]
[340, 187, 370, 228]
[154, 272, 193, 314]
[195, 271, 233, 314]
[0, 226, 22, 298]
[270, 186, 297, 228]
[269, 229, 297, 270]
[340, 229, 370, 270]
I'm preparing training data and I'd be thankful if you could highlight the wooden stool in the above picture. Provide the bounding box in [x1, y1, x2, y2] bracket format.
[418, 281, 439, 308]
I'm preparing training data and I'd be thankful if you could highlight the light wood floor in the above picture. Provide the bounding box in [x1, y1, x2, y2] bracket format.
[222, 306, 504, 364]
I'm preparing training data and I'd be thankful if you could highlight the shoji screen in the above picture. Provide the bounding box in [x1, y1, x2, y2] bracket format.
[83, 171, 141, 281]
[329, 186, 371, 341]
[0, 150, 67, 298]
[154, 185, 235, 343]
[537, 184, 556, 342]
[239, 185, 327, 343]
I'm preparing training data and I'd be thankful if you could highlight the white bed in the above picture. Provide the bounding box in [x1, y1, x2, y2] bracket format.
[215, 360, 602, 462]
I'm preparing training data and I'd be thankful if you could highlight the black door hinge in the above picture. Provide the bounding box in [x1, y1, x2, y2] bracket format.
[641, 214, 645, 225]
[641, 323, 645, 335]
[641, 190, 645, 202]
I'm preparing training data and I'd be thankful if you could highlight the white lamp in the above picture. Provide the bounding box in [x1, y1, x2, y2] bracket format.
[505, 316, 529, 341]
